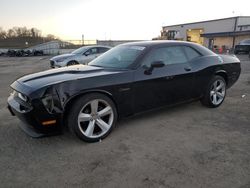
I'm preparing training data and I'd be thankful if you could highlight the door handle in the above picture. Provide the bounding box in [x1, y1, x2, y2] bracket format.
[184, 67, 191, 71]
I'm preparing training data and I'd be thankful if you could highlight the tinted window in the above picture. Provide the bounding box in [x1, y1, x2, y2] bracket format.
[183, 46, 201, 61]
[90, 48, 98, 54]
[89, 45, 145, 69]
[71, 46, 90, 54]
[98, 47, 110, 53]
[142, 46, 188, 67]
[86, 48, 98, 55]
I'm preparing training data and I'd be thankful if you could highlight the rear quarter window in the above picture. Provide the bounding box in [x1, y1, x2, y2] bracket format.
[183, 46, 201, 61]
[141, 46, 188, 67]
[98, 47, 110, 53]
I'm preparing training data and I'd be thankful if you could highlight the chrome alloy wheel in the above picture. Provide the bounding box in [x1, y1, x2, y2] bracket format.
[77, 99, 114, 138]
[210, 79, 226, 105]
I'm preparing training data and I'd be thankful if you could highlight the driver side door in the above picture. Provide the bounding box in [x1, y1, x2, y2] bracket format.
[80, 47, 98, 64]
[133, 45, 195, 113]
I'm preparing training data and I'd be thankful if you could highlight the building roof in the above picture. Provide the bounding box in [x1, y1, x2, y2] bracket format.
[201, 30, 250, 37]
[162, 16, 250, 28]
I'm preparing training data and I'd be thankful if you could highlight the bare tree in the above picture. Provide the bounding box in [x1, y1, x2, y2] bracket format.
[46, 34, 57, 40]
[1, 27, 54, 40]
[7, 29, 15, 38]
[31, 28, 41, 38]
[0, 27, 7, 39]
[0, 26, 59, 48]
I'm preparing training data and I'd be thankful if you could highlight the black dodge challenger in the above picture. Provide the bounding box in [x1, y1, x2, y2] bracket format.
[7, 41, 241, 142]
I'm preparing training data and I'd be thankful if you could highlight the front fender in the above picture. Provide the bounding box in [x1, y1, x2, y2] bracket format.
[63, 89, 114, 110]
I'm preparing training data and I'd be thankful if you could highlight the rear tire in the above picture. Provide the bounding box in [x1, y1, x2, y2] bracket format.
[67, 93, 117, 142]
[201, 75, 226, 108]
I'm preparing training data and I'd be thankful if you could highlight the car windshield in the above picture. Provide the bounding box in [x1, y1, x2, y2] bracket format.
[89, 45, 145, 69]
[71, 46, 90, 54]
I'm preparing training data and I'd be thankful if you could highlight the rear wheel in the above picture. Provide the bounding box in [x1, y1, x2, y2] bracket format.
[67, 93, 117, 142]
[201, 75, 226, 108]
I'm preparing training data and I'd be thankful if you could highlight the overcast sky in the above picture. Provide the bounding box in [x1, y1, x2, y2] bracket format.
[0, 0, 249, 40]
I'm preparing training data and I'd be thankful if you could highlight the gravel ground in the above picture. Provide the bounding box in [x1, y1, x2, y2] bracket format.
[0, 55, 249, 188]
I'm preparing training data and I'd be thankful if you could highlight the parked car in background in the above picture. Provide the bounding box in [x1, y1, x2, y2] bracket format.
[50, 45, 111, 68]
[8, 41, 241, 142]
[234, 39, 250, 54]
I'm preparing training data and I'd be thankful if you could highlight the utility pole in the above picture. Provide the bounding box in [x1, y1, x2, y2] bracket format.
[82, 34, 84, 46]
[232, 17, 238, 49]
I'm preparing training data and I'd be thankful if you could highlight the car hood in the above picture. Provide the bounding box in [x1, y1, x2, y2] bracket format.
[50, 53, 75, 61]
[11, 65, 122, 95]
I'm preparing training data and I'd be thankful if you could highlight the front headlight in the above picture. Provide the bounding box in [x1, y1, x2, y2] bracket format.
[11, 90, 28, 102]
[17, 92, 28, 102]
[10, 90, 16, 96]
[56, 58, 67, 62]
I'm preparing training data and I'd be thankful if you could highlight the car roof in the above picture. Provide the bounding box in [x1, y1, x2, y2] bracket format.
[87, 45, 112, 48]
[121, 40, 215, 56]
[121, 40, 193, 47]
[76, 45, 111, 51]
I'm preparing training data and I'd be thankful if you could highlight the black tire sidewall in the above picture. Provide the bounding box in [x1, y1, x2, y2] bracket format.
[67, 93, 117, 142]
[201, 75, 226, 108]
[67, 61, 78, 66]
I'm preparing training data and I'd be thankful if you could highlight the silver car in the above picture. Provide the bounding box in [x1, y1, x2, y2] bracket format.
[50, 45, 111, 68]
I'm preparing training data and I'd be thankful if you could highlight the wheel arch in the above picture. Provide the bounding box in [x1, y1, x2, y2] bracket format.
[215, 70, 228, 86]
[67, 60, 79, 65]
[62, 90, 118, 124]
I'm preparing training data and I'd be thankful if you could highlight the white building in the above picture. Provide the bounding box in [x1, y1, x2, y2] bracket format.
[162, 16, 250, 50]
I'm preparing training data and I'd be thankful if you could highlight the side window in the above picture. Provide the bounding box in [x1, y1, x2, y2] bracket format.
[98, 47, 109, 53]
[183, 46, 201, 61]
[85, 48, 98, 55]
[142, 46, 188, 67]
[90, 48, 98, 54]
[165, 46, 188, 64]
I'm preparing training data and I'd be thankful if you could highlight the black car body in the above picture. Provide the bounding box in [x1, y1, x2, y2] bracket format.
[7, 41, 241, 141]
[234, 39, 250, 54]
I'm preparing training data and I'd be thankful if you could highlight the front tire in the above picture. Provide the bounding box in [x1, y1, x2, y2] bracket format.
[201, 75, 226, 108]
[67, 93, 117, 142]
[67, 61, 79, 66]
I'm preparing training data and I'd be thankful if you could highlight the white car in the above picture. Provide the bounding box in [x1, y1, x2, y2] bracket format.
[50, 45, 111, 68]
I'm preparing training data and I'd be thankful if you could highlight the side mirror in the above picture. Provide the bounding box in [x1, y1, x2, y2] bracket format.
[151, 61, 165, 68]
[144, 61, 164, 75]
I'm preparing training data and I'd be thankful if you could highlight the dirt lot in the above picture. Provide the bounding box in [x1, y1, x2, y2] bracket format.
[0, 55, 249, 188]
